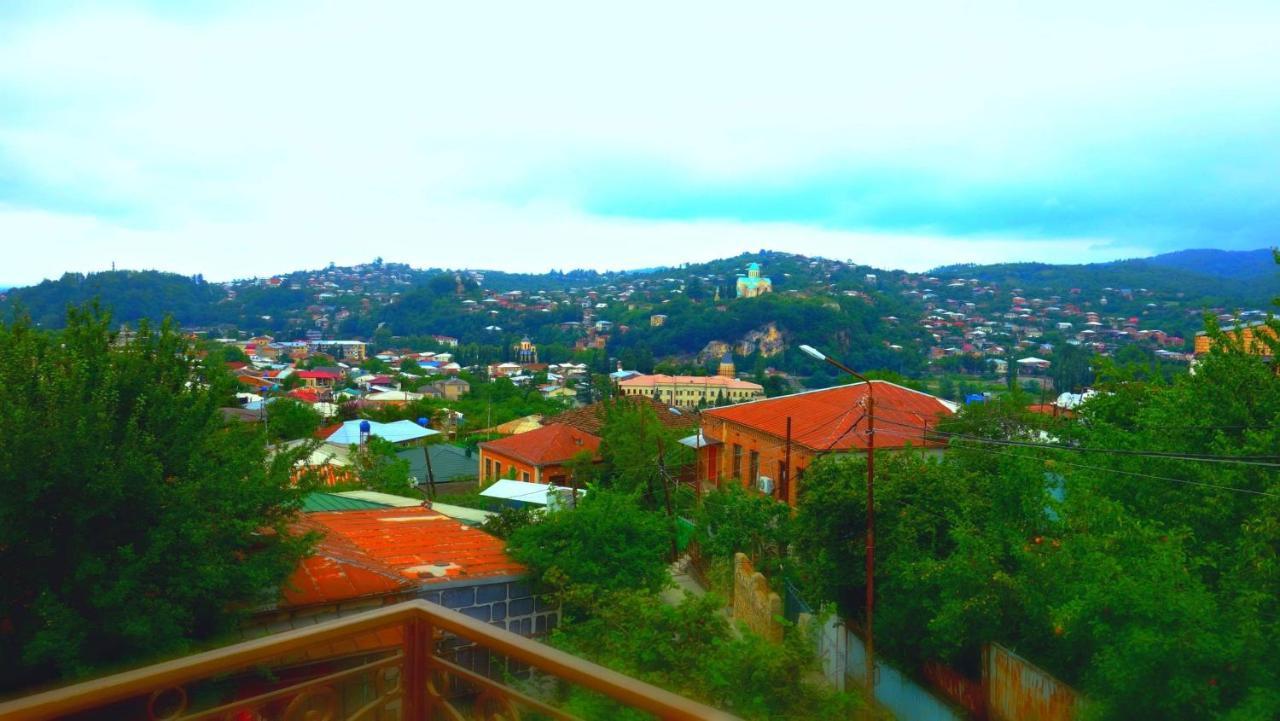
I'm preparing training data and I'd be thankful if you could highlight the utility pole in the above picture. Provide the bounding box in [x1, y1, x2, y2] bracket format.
[656, 434, 678, 563]
[783, 416, 792, 504]
[799, 345, 877, 699]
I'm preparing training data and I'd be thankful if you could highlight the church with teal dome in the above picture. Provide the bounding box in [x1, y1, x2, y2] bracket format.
[735, 262, 772, 298]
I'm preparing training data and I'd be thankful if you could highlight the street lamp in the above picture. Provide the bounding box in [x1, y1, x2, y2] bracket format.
[799, 344, 877, 696]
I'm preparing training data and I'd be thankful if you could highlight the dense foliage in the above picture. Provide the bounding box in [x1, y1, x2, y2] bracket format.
[551, 591, 860, 720]
[0, 307, 314, 692]
[791, 330, 1280, 720]
[506, 490, 671, 608]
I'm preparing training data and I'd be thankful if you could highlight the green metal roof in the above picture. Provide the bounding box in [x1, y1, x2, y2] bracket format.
[302, 492, 391, 512]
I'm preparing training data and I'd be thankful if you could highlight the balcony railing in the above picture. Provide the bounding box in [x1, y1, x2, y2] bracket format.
[0, 599, 738, 721]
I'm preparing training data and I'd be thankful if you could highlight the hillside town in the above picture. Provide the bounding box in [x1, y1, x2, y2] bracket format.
[4, 3, 1280, 719]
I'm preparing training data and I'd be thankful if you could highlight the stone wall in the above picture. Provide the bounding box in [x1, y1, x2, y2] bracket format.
[731, 552, 782, 643]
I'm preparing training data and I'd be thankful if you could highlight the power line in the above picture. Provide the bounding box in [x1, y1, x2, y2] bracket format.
[869, 403, 1280, 467]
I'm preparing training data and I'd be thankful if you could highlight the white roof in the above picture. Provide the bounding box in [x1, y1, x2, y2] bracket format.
[678, 431, 722, 449]
[325, 419, 439, 445]
[480, 479, 585, 507]
[1017, 357, 1051, 365]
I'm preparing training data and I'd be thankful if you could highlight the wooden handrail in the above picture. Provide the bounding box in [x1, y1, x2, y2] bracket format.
[0, 599, 739, 721]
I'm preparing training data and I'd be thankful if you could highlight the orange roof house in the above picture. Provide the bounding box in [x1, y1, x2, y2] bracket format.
[696, 381, 957, 506]
[477, 423, 601, 485]
[253, 507, 554, 641]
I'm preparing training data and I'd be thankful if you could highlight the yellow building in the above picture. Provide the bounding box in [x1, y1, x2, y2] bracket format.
[717, 352, 736, 378]
[735, 262, 772, 298]
[617, 374, 764, 408]
[514, 335, 539, 364]
[1194, 322, 1276, 357]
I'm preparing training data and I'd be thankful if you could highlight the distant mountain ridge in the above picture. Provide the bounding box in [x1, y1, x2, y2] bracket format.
[930, 247, 1276, 308]
[1138, 248, 1277, 280]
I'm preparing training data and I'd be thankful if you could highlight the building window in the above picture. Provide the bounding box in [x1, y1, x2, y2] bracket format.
[495, 462, 502, 478]
[485, 458, 492, 481]
[749, 450, 759, 483]
[733, 444, 742, 479]
[522, 472, 530, 482]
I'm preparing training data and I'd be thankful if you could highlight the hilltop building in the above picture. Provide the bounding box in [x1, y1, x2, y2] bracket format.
[717, 352, 736, 378]
[736, 262, 772, 298]
[514, 336, 539, 364]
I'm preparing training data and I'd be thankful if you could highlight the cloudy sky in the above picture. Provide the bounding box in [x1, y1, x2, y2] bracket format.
[1, 1, 1277, 285]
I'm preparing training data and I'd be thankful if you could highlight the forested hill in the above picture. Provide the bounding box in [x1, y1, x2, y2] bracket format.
[931, 248, 1277, 307]
[0, 270, 308, 330]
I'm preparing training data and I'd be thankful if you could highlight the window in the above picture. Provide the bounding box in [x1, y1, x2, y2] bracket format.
[495, 462, 502, 478]
[749, 450, 759, 483]
[485, 458, 493, 481]
[522, 472, 530, 482]
[732, 444, 742, 479]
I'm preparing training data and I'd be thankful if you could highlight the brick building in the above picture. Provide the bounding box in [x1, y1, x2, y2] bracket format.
[694, 381, 957, 506]
[477, 423, 601, 485]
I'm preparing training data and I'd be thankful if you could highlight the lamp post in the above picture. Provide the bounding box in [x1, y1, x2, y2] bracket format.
[799, 344, 876, 697]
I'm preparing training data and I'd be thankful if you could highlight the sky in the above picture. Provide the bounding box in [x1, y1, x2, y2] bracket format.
[1, 0, 1278, 286]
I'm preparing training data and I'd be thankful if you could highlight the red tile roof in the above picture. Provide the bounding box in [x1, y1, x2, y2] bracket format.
[703, 381, 956, 452]
[546, 396, 698, 436]
[288, 388, 322, 404]
[1027, 403, 1076, 419]
[283, 507, 524, 608]
[298, 370, 344, 380]
[479, 422, 602, 467]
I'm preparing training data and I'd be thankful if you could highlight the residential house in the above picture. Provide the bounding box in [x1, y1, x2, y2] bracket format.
[1194, 321, 1277, 358]
[694, 381, 957, 506]
[320, 419, 439, 447]
[252, 506, 556, 641]
[478, 423, 600, 485]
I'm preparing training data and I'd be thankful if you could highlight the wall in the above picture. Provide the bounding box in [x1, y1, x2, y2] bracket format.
[731, 553, 782, 643]
[987, 643, 1081, 721]
[244, 576, 558, 646]
[477, 448, 572, 485]
[704, 418, 817, 507]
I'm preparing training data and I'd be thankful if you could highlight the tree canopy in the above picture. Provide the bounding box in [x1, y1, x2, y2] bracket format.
[0, 307, 314, 692]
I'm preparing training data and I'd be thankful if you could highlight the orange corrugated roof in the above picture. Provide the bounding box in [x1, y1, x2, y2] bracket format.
[479, 422, 602, 467]
[703, 381, 955, 452]
[1027, 403, 1076, 419]
[282, 507, 524, 608]
[547, 396, 698, 436]
[292, 464, 357, 487]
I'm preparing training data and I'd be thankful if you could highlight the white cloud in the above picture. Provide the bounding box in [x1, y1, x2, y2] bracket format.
[0, 200, 1148, 285]
[0, 1, 1276, 284]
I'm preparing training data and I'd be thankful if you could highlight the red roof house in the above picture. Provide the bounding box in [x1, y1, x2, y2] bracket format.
[477, 423, 601, 485]
[697, 381, 958, 506]
[253, 507, 553, 642]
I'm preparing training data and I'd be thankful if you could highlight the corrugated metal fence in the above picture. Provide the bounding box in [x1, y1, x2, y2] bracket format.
[987, 643, 1081, 721]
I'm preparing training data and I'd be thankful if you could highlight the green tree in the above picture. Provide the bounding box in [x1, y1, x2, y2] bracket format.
[695, 484, 792, 576]
[1050, 342, 1095, 393]
[264, 397, 322, 441]
[350, 437, 413, 494]
[0, 307, 314, 692]
[506, 490, 669, 610]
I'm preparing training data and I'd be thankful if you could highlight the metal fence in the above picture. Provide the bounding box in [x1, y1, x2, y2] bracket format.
[782, 578, 812, 625]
